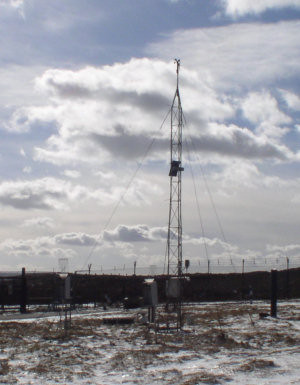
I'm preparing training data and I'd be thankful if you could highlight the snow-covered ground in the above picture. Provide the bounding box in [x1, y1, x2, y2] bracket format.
[0, 300, 299, 384]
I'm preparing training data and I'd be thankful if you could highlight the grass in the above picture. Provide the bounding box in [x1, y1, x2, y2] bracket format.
[240, 358, 275, 371]
[0, 301, 298, 384]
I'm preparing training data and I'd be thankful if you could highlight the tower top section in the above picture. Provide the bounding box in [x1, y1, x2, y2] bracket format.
[174, 58, 180, 90]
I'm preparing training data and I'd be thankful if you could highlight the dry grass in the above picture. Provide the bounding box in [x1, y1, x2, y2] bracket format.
[240, 358, 275, 372]
[0, 301, 298, 384]
[181, 371, 231, 385]
[0, 359, 9, 376]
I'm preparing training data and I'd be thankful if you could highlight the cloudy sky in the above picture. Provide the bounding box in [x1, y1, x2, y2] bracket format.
[1, 0, 300, 273]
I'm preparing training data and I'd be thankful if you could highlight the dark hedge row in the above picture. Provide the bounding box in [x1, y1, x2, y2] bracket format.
[0, 267, 299, 309]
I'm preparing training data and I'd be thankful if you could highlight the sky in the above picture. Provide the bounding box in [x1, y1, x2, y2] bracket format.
[1, 0, 300, 274]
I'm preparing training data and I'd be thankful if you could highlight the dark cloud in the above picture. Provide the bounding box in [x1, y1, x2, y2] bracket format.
[45, 76, 170, 113]
[0, 190, 65, 210]
[90, 125, 168, 160]
[102, 224, 169, 243]
[47, 78, 93, 99]
[0, 178, 78, 210]
[91, 124, 288, 162]
[55, 233, 96, 246]
[103, 224, 152, 243]
[188, 129, 289, 161]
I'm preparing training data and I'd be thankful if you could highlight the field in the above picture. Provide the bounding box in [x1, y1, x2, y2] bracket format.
[0, 300, 299, 384]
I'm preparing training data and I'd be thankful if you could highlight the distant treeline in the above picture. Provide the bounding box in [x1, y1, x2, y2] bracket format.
[0, 267, 299, 311]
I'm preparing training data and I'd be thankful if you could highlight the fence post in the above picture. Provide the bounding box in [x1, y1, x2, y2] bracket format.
[286, 257, 290, 299]
[20, 267, 27, 314]
[241, 259, 245, 299]
[271, 269, 277, 317]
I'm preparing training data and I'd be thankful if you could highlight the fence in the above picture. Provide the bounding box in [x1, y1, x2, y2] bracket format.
[82, 256, 300, 276]
[1, 265, 300, 313]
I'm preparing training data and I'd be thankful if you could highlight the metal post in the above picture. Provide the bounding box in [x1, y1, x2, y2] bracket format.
[20, 267, 27, 314]
[271, 269, 278, 317]
[286, 257, 290, 299]
[241, 259, 245, 299]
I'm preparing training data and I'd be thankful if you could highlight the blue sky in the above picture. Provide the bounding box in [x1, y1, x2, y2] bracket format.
[1, 0, 300, 273]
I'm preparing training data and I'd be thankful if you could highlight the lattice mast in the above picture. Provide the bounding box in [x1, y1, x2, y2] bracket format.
[167, 59, 184, 277]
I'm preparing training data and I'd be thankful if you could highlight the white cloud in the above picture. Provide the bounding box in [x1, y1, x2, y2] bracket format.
[185, 235, 237, 252]
[221, 0, 300, 17]
[187, 122, 292, 161]
[0, 178, 89, 210]
[20, 148, 26, 157]
[147, 21, 300, 89]
[103, 224, 153, 243]
[62, 169, 81, 179]
[0, 0, 24, 14]
[266, 243, 300, 256]
[0, 175, 163, 211]
[8, 57, 296, 169]
[54, 232, 97, 247]
[21, 216, 55, 229]
[102, 224, 238, 257]
[4, 104, 58, 133]
[22, 166, 31, 174]
[3, 0, 25, 18]
[279, 89, 300, 111]
[22, 59, 235, 166]
[0, 0, 23, 8]
[241, 91, 291, 138]
[214, 161, 260, 188]
[103, 224, 167, 243]
[27, 60, 176, 165]
[94, 170, 117, 183]
[0, 236, 76, 261]
[211, 160, 292, 192]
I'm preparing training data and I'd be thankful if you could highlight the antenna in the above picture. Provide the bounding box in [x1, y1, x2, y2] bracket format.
[167, 59, 184, 278]
[165, 59, 184, 330]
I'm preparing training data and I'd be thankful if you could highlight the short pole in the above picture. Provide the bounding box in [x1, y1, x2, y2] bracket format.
[20, 267, 27, 314]
[241, 259, 245, 299]
[271, 269, 278, 317]
[286, 257, 290, 299]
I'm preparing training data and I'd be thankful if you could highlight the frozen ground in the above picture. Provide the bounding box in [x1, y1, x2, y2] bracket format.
[0, 300, 299, 384]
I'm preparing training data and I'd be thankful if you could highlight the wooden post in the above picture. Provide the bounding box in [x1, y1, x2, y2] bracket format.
[20, 267, 27, 314]
[286, 257, 290, 299]
[271, 269, 277, 317]
[241, 259, 245, 299]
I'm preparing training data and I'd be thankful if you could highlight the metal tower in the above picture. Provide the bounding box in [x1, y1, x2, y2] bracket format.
[167, 59, 184, 278]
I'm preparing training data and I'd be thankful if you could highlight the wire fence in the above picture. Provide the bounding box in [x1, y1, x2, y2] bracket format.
[6, 256, 298, 277]
[74, 256, 300, 276]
